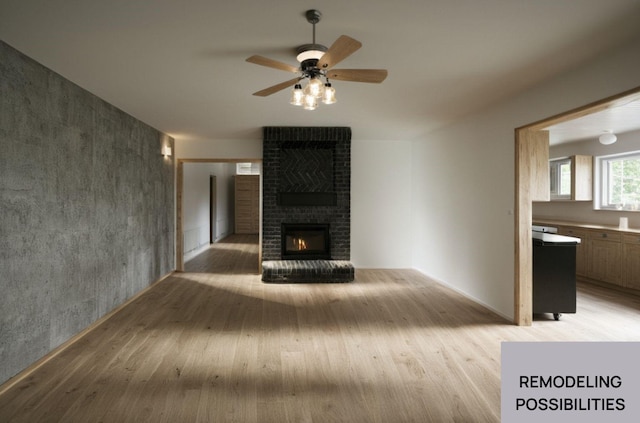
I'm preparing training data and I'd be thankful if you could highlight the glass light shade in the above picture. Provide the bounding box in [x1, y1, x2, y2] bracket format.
[290, 84, 303, 106]
[303, 94, 317, 110]
[304, 77, 325, 98]
[599, 132, 617, 145]
[296, 49, 325, 63]
[322, 84, 336, 104]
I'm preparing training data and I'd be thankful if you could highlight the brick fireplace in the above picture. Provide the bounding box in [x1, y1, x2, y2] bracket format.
[261, 126, 354, 282]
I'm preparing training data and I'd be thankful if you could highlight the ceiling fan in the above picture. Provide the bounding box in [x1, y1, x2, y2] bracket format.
[246, 9, 388, 109]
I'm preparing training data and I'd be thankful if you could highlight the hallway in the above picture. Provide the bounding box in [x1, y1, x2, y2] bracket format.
[185, 234, 260, 274]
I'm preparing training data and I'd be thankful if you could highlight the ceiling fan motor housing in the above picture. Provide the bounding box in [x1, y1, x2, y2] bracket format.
[296, 43, 327, 63]
[305, 9, 322, 24]
[300, 59, 323, 78]
[296, 10, 327, 63]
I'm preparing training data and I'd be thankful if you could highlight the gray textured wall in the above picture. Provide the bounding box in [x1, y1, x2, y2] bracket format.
[0, 41, 175, 385]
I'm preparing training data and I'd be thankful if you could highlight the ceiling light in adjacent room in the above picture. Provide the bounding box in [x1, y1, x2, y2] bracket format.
[599, 131, 617, 145]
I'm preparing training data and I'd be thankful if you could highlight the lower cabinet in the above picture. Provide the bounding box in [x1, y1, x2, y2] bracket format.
[557, 226, 590, 277]
[623, 234, 640, 290]
[588, 230, 623, 287]
[551, 224, 639, 292]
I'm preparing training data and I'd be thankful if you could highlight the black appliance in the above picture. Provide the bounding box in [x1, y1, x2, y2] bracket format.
[532, 226, 581, 320]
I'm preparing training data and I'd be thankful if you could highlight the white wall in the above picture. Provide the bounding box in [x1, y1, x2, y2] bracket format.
[411, 115, 516, 318]
[410, 34, 640, 320]
[534, 129, 640, 228]
[176, 138, 262, 159]
[182, 162, 236, 261]
[351, 140, 413, 268]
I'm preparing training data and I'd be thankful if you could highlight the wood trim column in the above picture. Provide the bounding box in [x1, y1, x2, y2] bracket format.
[515, 128, 549, 326]
[176, 160, 184, 271]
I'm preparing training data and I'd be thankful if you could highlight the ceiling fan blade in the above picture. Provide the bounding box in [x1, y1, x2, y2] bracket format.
[252, 77, 301, 97]
[246, 55, 299, 73]
[316, 35, 362, 70]
[326, 69, 388, 83]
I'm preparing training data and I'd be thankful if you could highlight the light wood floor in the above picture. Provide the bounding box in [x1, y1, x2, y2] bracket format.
[1, 234, 639, 422]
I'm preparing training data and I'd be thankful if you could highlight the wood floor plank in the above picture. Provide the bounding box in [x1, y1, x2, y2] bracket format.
[1, 234, 640, 422]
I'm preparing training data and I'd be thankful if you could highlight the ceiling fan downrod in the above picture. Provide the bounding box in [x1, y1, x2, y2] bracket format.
[306, 9, 322, 33]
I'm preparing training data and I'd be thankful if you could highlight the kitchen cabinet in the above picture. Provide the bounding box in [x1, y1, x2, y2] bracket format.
[570, 155, 593, 201]
[535, 220, 640, 294]
[549, 155, 592, 201]
[588, 230, 623, 286]
[623, 234, 640, 290]
[556, 226, 589, 277]
[234, 175, 259, 234]
[530, 130, 550, 202]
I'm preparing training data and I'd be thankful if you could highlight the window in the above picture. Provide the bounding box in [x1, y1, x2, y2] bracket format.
[550, 158, 571, 199]
[236, 162, 260, 175]
[597, 151, 640, 211]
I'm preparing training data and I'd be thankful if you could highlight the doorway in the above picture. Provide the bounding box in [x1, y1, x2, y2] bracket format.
[210, 175, 217, 244]
[514, 86, 640, 326]
[176, 159, 262, 272]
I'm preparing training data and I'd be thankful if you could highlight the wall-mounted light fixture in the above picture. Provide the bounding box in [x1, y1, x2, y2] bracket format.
[599, 131, 617, 145]
[162, 145, 172, 156]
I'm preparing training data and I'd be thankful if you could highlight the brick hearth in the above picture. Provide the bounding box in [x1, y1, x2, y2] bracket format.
[262, 260, 354, 283]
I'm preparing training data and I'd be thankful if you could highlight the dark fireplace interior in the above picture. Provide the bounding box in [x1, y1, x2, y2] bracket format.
[282, 223, 330, 260]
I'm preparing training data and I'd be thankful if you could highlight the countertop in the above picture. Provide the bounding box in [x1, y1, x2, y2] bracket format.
[532, 231, 581, 245]
[533, 218, 640, 235]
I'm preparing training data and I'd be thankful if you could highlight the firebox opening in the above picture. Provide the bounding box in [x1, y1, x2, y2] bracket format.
[282, 223, 330, 260]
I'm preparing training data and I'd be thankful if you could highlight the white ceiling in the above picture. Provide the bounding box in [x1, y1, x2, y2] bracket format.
[546, 99, 640, 145]
[2, 0, 640, 143]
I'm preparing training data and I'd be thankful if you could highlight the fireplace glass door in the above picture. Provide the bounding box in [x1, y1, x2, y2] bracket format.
[281, 223, 330, 260]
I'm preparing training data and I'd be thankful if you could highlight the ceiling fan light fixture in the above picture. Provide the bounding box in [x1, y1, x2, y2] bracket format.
[322, 82, 336, 104]
[599, 131, 617, 145]
[296, 47, 326, 63]
[246, 9, 387, 110]
[303, 94, 318, 110]
[304, 77, 325, 98]
[290, 84, 304, 106]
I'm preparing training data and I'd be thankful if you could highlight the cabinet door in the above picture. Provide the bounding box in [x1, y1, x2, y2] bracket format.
[235, 175, 260, 234]
[571, 155, 593, 201]
[623, 234, 640, 290]
[557, 226, 589, 277]
[530, 131, 550, 201]
[589, 231, 622, 286]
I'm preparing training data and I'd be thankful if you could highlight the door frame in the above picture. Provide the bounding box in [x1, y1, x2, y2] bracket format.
[210, 175, 217, 244]
[177, 158, 263, 272]
[514, 85, 640, 325]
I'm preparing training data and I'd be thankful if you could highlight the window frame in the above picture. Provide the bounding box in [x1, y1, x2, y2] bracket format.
[549, 157, 572, 200]
[596, 150, 640, 211]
